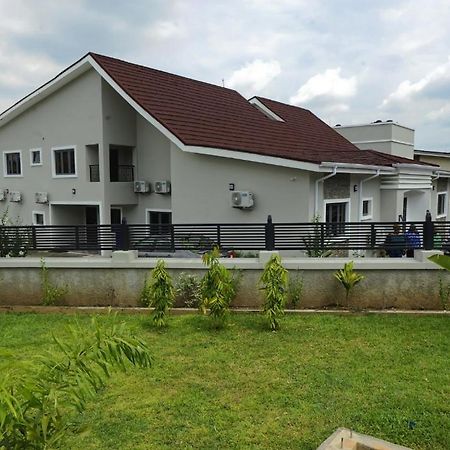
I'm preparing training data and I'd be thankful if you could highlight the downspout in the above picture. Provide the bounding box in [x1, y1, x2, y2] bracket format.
[359, 169, 380, 220]
[314, 166, 337, 217]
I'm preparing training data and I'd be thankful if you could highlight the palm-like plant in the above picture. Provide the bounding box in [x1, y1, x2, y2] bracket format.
[334, 261, 365, 306]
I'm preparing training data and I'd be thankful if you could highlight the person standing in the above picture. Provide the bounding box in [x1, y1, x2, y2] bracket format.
[384, 224, 407, 258]
[405, 224, 421, 258]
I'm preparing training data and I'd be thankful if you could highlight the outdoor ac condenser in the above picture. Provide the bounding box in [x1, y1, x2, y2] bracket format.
[134, 181, 150, 193]
[231, 191, 254, 209]
[35, 192, 49, 204]
[10, 191, 22, 202]
[154, 180, 171, 194]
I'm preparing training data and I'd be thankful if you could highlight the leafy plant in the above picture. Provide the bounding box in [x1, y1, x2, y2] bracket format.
[200, 247, 235, 327]
[287, 270, 304, 309]
[334, 261, 365, 307]
[260, 254, 288, 330]
[175, 273, 202, 308]
[0, 208, 30, 258]
[143, 260, 175, 327]
[41, 258, 68, 306]
[0, 314, 152, 449]
[428, 254, 450, 310]
[303, 215, 332, 258]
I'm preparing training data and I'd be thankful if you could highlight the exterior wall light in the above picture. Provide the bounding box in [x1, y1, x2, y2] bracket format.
[72, 188, 76, 195]
[228, 183, 235, 191]
[353, 184, 358, 192]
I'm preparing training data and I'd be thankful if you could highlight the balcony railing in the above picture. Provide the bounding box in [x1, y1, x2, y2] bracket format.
[111, 165, 134, 182]
[89, 165, 100, 182]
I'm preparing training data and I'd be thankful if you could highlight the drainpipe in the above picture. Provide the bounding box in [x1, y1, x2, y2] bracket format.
[314, 166, 337, 217]
[359, 169, 380, 220]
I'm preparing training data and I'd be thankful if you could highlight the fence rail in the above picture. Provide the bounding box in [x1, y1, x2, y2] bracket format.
[0, 215, 446, 254]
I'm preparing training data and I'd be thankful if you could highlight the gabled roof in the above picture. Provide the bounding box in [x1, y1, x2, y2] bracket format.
[0, 52, 437, 172]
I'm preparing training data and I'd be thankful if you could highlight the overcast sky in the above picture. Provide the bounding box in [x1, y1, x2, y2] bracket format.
[1, 0, 449, 150]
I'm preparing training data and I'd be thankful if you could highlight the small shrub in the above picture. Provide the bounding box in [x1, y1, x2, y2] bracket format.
[260, 254, 288, 330]
[334, 261, 365, 307]
[201, 247, 235, 328]
[175, 273, 202, 308]
[144, 260, 175, 327]
[0, 208, 30, 257]
[303, 215, 332, 258]
[41, 258, 68, 306]
[287, 270, 304, 308]
[0, 314, 152, 449]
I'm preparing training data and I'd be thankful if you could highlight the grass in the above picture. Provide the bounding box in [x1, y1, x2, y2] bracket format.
[0, 312, 449, 449]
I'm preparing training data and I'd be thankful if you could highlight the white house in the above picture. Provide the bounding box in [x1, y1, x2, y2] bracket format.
[0, 53, 444, 231]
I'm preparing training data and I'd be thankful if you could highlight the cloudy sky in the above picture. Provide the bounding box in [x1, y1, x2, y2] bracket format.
[1, 0, 450, 150]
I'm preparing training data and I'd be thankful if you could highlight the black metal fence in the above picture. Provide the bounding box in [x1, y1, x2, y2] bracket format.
[0, 215, 446, 254]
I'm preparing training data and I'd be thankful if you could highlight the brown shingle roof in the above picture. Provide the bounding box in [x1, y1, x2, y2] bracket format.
[91, 53, 430, 168]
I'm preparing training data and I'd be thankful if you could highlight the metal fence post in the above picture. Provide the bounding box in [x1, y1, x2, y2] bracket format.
[423, 210, 433, 250]
[370, 224, 376, 248]
[265, 215, 275, 251]
[170, 225, 175, 252]
[120, 223, 130, 251]
[31, 226, 37, 250]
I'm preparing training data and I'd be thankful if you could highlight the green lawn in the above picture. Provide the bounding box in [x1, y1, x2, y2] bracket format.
[1, 312, 449, 449]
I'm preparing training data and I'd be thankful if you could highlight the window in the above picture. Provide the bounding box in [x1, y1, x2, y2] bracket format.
[437, 192, 447, 217]
[3, 151, 22, 176]
[32, 212, 45, 225]
[148, 210, 172, 235]
[325, 200, 348, 236]
[362, 198, 373, 220]
[52, 147, 76, 176]
[30, 148, 42, 166]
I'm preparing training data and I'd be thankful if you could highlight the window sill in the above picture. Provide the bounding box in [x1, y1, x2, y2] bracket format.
[4, 174, 23, 178]
[52, 174, 78, 178]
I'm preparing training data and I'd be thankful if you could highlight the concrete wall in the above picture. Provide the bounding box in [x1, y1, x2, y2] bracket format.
[334, 123, 414, 160]
[0, 69, 103, 225]
[170, 143, 311, 223]
[0, 256, 444, 310]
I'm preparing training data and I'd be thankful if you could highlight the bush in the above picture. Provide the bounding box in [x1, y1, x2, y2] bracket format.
[287, 271, 304, 308]
[260, 254, 288, 330]
[200, 247, 235, 328]
[143, 260, 175, 327]
[175, 273, 202, 308]
[41, 258, 68, 306]
[0, 315, 152, 449]
[0, 208, 30, 257]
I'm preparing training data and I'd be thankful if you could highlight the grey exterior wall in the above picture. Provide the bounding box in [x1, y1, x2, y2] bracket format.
[170, 143, 312, 223]
[0, 69, 103, 224]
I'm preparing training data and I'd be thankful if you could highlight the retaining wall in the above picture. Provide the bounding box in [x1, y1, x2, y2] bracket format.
[0, 251, 445, 310]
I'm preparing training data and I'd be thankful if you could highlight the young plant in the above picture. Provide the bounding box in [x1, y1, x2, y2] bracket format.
[144, 260, 175, 327]
[428, 254, 450, 310]
[201, 247, 235, 327]
[175, 273, 202, 308]
[0, 208, 30, 257]
[0, 314, 152, 449]
[260, 254, 288, 330]
[41, 258, 68, 306]
[334, 261, 365, 307]
[303, 215, 332, 258]
[287, 270, 304, 309]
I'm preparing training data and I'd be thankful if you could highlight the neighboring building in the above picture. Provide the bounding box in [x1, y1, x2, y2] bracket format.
[334, 121, 450, 221]
[0, 53, 443, 231]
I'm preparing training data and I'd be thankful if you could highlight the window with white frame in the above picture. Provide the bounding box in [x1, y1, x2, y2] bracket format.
[362, 198, 373, 220]
[3, 151, 22, 176]
[437, 192, 447, 217]
[32, 212, 45, 225]
[30, 148, 42, 166]
[325, 200, 348, 236]
[53, 147, 76, 176]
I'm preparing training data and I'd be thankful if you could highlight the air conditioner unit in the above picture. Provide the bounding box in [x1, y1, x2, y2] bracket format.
[231, 191, 254, 209]
[35, 192, 49, 204]
[10, 191, 22, 202]
[0, 190, 6, 201]
[134, 180, 150, 193]
[154, 180, 171, 194]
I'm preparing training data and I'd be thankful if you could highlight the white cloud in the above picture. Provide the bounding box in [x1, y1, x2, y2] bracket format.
[381, 57, 450, 107]
[289, 68, 357, 106]
[227, 59, 281, 92]
[146, 20, 186, 41]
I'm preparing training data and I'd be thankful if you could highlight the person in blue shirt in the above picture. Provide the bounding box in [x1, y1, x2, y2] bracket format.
[405, 224, 421, 257]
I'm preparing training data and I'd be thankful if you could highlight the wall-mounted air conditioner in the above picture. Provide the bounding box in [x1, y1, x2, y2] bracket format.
[35, 192, 49, 204]
[134, 181, 150, 193]
[154, 180, 171, 194]
[10, 191, 22, 202]
[0, 190, 6, 201]
[231, 191, 254, 209]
